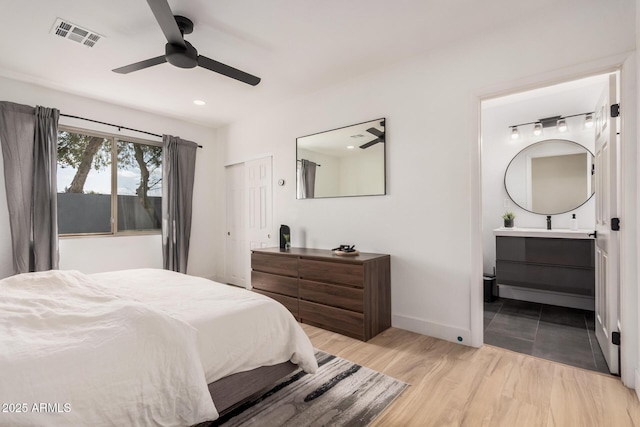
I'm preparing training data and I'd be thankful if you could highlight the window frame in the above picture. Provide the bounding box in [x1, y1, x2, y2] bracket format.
[57, 125, 163, 238]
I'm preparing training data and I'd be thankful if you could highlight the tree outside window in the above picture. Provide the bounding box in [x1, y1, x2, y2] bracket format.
[57, 128, 162, 235]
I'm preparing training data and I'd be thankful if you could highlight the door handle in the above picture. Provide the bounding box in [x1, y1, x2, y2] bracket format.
[588, 230, 597, 238]
[267, 234, 271, 239]
[227, 232, 231, 236]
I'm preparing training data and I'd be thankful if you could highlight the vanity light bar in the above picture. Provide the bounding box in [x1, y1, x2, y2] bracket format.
[508, 111, 594, 137]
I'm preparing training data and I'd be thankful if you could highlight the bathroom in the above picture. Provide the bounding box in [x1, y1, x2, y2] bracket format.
[480, 73, 615, 374]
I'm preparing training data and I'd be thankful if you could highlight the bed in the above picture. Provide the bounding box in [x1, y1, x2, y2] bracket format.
[0, 269, 317, 426]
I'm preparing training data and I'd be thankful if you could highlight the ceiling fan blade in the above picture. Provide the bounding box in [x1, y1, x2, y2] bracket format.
[198, 55, 261, 86]
[146, 0, 186, 47]
[112, 55, 167, 74]
[359, 138, 381, 149]
[367, 127, 384, 138]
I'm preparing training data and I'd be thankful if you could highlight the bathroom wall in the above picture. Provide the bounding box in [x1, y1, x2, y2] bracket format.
[481, 76, 608, 274]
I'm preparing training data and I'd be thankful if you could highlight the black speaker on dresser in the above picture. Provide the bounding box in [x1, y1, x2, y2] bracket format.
[279, 225, 290, 250]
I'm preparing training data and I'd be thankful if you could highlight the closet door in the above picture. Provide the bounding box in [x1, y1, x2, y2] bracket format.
[225, 163, 246, 287]
[246, 156, 274, 251]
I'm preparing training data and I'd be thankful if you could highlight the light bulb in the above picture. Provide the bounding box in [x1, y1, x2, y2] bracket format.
[533, 122, 543, 136]
[584, 114, 594, 128]
[557, 119, 567, 132]
[511, 127, 519, 140]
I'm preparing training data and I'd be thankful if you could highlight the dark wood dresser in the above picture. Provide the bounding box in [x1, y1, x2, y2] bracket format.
[251, 247, 391, 341]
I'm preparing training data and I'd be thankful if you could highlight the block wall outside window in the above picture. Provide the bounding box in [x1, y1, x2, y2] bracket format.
[57, 128, 162, 236]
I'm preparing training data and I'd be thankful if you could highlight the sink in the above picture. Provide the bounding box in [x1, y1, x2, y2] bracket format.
[493, 227, 594, 239]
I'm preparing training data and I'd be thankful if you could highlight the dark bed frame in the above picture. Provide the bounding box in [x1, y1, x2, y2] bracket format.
[208, 361, 298, 416]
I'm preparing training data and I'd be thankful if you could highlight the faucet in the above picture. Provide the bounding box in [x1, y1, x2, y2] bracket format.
[546, 215, 552, 230]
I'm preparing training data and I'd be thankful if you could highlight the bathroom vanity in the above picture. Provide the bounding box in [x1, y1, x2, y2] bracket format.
[493, 227, 595, 310]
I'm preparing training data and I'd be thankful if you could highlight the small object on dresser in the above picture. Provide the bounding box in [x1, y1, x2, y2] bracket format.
[279, 225, 291, 250]
[332, 244, 359, 256]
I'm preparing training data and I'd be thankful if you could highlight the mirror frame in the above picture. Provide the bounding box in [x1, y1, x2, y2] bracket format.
[296, 117, 387, 199]
[503, 139, 595, 215]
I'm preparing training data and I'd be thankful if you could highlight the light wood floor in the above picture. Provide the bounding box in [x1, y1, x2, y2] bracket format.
[303, 324, 640, 427]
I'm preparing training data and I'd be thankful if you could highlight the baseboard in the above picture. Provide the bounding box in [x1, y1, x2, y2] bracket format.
[635, 369, 640, 402]
[497, 284, 595, 311]
[392, 314, 472, 346]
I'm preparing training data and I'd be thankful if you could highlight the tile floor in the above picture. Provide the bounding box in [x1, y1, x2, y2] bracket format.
[484, 297, 611, 374]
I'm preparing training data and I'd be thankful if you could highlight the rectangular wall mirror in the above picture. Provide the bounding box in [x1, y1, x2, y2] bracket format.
[296, 118, 386, 199]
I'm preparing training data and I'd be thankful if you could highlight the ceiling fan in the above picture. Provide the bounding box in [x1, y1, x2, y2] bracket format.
[360, 123, 385, 149]
[112, 0, 261, 86]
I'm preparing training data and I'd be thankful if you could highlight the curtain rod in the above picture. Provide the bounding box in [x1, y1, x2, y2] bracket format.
[297, 159, 322, 167]
[59, 113, 203, 148]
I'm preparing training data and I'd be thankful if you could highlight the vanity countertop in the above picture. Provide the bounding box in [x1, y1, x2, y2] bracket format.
[493, 227, 594, 239]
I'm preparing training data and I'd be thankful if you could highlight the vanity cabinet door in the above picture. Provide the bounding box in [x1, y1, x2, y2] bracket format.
[496, 237, 593, 268]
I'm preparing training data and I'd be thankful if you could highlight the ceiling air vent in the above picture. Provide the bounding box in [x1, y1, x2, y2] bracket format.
[50, 18, 103, 48]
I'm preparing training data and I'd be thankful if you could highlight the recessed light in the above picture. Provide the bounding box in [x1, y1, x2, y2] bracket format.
[193, 100, 206, 106]
[347, 145, 355, 149]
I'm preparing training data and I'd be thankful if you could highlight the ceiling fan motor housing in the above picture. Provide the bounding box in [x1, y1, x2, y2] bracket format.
[165, 41, 198, 69]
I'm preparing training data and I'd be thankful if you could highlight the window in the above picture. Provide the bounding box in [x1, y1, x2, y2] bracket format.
[57, 128, 162, 235]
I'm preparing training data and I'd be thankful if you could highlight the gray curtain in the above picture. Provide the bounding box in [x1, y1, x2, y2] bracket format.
[0, 101, 59, 274]
[300, 159, 317, 198]
[162, 134, 198, 273]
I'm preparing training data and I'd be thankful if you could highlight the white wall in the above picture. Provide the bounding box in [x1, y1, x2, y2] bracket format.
[218, 0, 636, 346]
[635, 0, 640, 400]
[0, 77, 220, 279]
[481, 80, 606, 274]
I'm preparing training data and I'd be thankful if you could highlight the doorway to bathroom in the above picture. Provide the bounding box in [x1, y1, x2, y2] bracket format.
[479, 72, 620, 374]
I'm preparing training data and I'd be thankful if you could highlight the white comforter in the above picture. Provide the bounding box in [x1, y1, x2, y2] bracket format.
[0, 270, 216, 427]
[0, 268, 317, 427]
[90, 269, 318, 383]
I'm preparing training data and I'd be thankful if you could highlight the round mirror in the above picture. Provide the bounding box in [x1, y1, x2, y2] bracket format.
[504, 139, 594, 215]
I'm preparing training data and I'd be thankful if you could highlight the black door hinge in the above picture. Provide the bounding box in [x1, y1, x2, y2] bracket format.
[611, 217, 620, 231]
[591, 164, 595, 175]
[611, 103, 620, 118]
[612, 331, 621, 345]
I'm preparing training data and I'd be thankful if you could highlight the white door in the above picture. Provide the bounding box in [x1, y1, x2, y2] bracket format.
[594, 73, 620, 375]
[246, 156, 274, 281]
[225, 163, 246, 287]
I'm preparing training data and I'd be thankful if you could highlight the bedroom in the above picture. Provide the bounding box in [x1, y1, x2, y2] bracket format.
[1, 0, 640, 426]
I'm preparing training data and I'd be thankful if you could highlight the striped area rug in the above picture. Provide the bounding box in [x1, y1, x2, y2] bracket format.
[211, 350, 407, 426]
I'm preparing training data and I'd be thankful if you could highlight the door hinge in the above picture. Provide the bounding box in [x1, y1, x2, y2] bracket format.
[611, 103, 620, 118]
[612, 331, 621, 345]
[591, 163, 595, 175]
[611, 217, 620, 231]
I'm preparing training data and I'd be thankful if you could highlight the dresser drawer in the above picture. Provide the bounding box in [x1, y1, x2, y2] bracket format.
[251, 253, 298, 277]
[299, 300, 364, 340]
[299, 259, 363, 287]
[253, 289, 299, 319]
[251, 271, 298, 298]
[299, 279, 363, 313]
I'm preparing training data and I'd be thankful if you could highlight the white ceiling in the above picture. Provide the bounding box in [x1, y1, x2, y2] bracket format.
[0, 0, 559, 129]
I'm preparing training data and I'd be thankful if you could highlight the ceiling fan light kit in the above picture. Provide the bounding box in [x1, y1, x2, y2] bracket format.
[112, 0, 261, 86]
